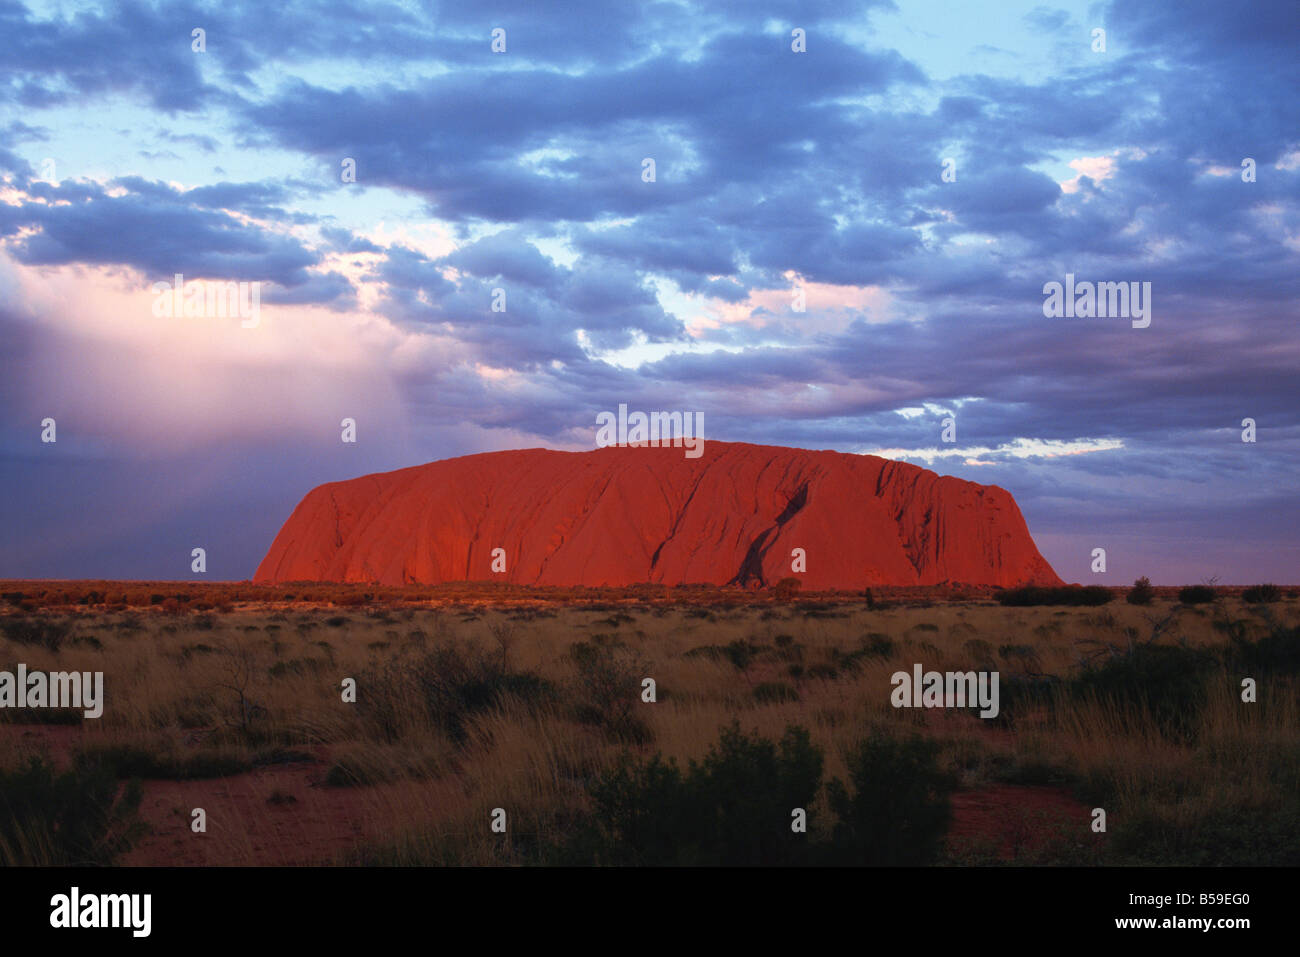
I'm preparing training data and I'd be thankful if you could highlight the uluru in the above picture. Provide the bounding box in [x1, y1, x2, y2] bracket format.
[254, 442, 1061, 589]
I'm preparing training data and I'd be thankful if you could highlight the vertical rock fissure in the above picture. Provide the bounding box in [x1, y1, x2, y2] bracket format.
[649, 468, 711, 571]
[728, 482, 809, 587]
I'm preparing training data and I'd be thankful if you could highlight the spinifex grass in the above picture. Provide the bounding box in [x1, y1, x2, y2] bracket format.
[0, 594, 1295, 865]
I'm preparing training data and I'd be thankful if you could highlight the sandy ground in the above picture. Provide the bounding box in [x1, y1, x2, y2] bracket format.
[4, 723, 1087, 865]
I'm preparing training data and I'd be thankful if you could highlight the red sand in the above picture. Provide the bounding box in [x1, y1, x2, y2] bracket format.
[947, 784, 1092, 860]
[121, 759, 374, 866]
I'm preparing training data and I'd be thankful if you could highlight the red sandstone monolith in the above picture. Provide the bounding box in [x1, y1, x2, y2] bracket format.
[254, 442, 1062, 588]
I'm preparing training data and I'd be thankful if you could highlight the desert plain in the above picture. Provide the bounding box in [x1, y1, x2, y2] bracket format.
[1, 580, 1296, 867]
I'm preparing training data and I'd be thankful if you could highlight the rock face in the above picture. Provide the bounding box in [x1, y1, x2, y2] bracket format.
[254, 442, 1062, 589]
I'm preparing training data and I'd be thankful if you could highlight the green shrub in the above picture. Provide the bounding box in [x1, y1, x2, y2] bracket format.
[580, 754, 687, 864]
[1242, 583, 1282, 604]
[1111, 804, 1300, 866]
[358, 642, 556, 745]
[0, 755, 144, 865]
[1, 616, 72, 651]
[416, 643, 555, 744]
[997, 644, 1043, 674]
[997, 586, 1112, 607]
[1178, 585, 1216, 605]
[570, 724, 966, 866]
[771, 577, 802, 599]
[585, 722, 823, 866]
[990, 674, 1061, 727]
[1126, 576, 1155, 606]
[1069, 643, 1216, 740]
[723, 639, 758, 670]
[825, 733, 956, 865]
[568, 638, 649, 743]
[1227, 623, 1300, 677]
[684, 639, 759, 670]
[829, 634, 895, 673]
[772, 635, 804, 663]
[864, 633, 895, 657]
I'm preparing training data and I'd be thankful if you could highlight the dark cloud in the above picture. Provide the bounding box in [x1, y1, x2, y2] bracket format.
[1, 177, 326, 285]
[0, 0, 212, 110]
[0, 0, 1296, 581]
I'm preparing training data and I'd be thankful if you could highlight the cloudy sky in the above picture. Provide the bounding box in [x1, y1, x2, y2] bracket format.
[1, 0, 1297, 584]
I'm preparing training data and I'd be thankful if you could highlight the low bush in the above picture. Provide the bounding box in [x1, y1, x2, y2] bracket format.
[1178, 585, 1216, 605]
[584, 722, 823, 865]
[358, 641, 556, 745]
[1126, 576, 1155, 606]
[770, 577, 802, 599]
[568, 638, 650, 743]
[0, 615, 72, 651]
[1242, 583, 1282, 604]
[0, 755, 144, 865]
[1227, 623, 1300, 677]
[997, 586, 1112, 607]
[825, 733, 956, 865]
[1068, 643, 1217, 740]
[570, 723, 955, 866]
